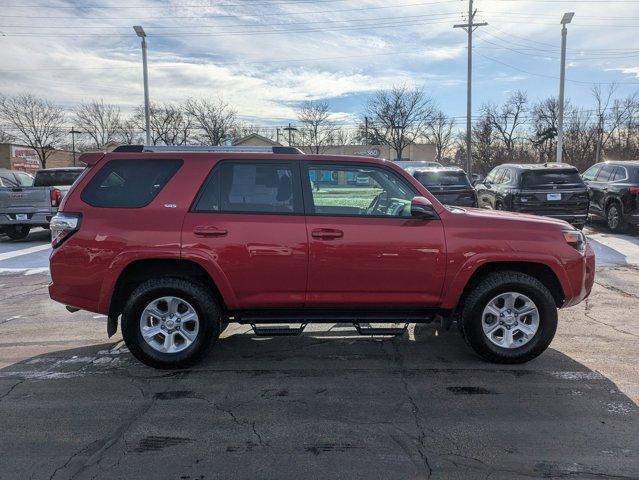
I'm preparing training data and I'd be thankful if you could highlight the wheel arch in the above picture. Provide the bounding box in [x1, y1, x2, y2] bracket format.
[108, 258, 226, 322]
[451, 261, 565, 314]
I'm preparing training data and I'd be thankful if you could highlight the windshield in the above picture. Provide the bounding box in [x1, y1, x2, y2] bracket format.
[34, 170, 83, 187]
[416, 171, 470, 187]
[521, 170, 584, 188]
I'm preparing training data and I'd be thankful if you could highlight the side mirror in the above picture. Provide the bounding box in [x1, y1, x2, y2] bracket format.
[411, 196, 438, 219]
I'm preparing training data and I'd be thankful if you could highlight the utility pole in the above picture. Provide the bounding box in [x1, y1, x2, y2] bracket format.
[454, 0, 487, 176]
[595, 113, 604, 163]
[276, 127, 281, 145]
[556, 12, 574, 163]
[133, 26, 151, 145]
[283, 123, 297, 146]
[69, 128, 81, 166]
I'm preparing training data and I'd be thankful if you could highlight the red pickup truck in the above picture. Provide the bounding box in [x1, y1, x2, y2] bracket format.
[48, 146, 595, 369]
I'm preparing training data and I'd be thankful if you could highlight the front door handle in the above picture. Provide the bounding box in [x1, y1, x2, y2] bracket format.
[193, 226, 228, 237]
[311, 228, 344, 240]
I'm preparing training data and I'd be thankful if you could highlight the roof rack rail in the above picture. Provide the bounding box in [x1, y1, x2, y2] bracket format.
[112, 145, 304, 155]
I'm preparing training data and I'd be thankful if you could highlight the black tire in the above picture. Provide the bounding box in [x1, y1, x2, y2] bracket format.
[121, 277, 221, 369]
[459, 271, 558, 364]
[606, 203, 628, 233]
[494, 201, 504, 211]
[4, 225, 30, 240]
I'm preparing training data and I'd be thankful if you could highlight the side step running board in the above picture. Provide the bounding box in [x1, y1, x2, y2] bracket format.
[353, 323, 409, 336]
[251, 324, 307, 337]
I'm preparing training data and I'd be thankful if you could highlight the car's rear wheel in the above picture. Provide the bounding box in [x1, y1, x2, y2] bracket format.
[459, 272, 557, 364]
[4, 225, 30, 240]
[606, 203, 627, 233]
[121, 277, 221, 369]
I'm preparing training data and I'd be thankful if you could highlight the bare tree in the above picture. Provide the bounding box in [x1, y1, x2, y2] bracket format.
[0, 127, 13, 143]
[365, 85, 434, 161]
[74, 99, 121, 148]
[0, 93, 65, 168]
[482, 91, 528, 161]
[530, 97, 562, 163]
[185, 98, 237, 145]
[296, 100, 335, 154]
[135, 102, 193, 145]
[423, 109, 454, 162]
[117, 115, 142, 144]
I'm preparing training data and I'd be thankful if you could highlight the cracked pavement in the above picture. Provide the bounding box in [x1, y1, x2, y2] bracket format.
[0, 224, 638, 479]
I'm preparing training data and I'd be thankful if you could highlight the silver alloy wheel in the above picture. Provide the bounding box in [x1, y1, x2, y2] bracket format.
[481, 292, 540, 349]
[139, 296, 200, 354]
[608, 205, 620, 230]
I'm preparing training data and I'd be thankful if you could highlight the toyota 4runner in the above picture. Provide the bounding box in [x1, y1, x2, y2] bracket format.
[48, 146, 595, 369]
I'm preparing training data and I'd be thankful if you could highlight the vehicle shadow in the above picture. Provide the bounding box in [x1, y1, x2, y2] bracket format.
[1, 324, 638, 480]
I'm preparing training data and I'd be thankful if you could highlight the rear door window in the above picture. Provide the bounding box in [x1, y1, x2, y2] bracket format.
[415, 171, 470, 187]
[611, 166, 627, 182]
[15, 172, 34, 186]
[194, 161, 302, 214]
[81, 159, 182, 208]
[521, 170, 584, 188]
[582, 164, 601, 181]
[594, 164, 615, 182]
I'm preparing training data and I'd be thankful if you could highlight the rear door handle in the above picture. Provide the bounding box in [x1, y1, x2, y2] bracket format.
[311, 228, 344, 240]
[193, 226, 228, 237]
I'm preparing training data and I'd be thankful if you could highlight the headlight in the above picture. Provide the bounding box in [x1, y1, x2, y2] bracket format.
[563, 229, 586, 253]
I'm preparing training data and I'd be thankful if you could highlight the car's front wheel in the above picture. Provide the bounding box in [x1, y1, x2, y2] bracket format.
[459, 272, 558, 364]
[121, 277, 222, 369]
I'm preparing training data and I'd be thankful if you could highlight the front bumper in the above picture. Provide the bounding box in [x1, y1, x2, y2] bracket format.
[626, 212, 639, 226]
[0, 211, 55, 226]
[562, 242, 596, 308]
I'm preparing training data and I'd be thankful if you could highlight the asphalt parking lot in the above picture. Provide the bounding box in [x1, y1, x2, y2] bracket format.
[1, 223, 638, 479]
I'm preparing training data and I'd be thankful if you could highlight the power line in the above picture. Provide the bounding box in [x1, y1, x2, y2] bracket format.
[475, 51, 639, 86]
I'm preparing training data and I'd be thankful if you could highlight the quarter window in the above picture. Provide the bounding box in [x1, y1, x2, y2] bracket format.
[306, 164, 416, 217]
[81, 159, 182, 208]
[194, 162, 300, 214]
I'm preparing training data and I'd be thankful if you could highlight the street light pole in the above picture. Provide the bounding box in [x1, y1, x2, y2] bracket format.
[556, 12, 574, 163]
[69, 128, 81, 166]
[133, 25, 151, 145]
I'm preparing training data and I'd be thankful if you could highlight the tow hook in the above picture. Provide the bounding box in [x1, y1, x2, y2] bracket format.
[65, 306, 80, 313]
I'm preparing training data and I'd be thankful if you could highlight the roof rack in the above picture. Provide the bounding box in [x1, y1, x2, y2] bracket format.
[113, 145, 304, 155]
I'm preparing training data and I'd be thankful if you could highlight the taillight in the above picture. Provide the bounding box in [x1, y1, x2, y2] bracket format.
[563, 229, 586, 254]
[50, 189, 62, 207]
[629, 187, 639, 195]
[50, 212, 81, 248]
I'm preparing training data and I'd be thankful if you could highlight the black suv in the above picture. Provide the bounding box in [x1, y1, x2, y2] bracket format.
[407, 166, 477, 207]
[582, 161, 639, 233]
[475, 163, 589, 228]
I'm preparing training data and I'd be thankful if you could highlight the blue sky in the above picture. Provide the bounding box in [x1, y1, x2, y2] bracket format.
[0, 0, 638, 128]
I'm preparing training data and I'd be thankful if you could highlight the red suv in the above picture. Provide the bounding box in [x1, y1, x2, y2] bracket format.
[49, 146, 595, 368]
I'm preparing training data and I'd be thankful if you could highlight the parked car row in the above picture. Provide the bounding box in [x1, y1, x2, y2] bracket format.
[402, 160, 639, 234]
[0, 167, 85, 239]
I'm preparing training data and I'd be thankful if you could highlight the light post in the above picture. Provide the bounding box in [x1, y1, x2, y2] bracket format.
[133, 25, 151, 145]
[69, 128, 81, 166]
[556, 12, 574, 163]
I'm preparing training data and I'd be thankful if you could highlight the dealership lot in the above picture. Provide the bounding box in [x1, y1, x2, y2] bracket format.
[0, 223, 638, 479]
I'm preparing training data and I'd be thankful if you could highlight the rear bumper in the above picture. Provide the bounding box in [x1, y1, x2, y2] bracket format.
[0, 211, 55, 226]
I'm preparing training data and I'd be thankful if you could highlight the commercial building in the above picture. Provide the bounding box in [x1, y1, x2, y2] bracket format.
[0, 143, 76, 172]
